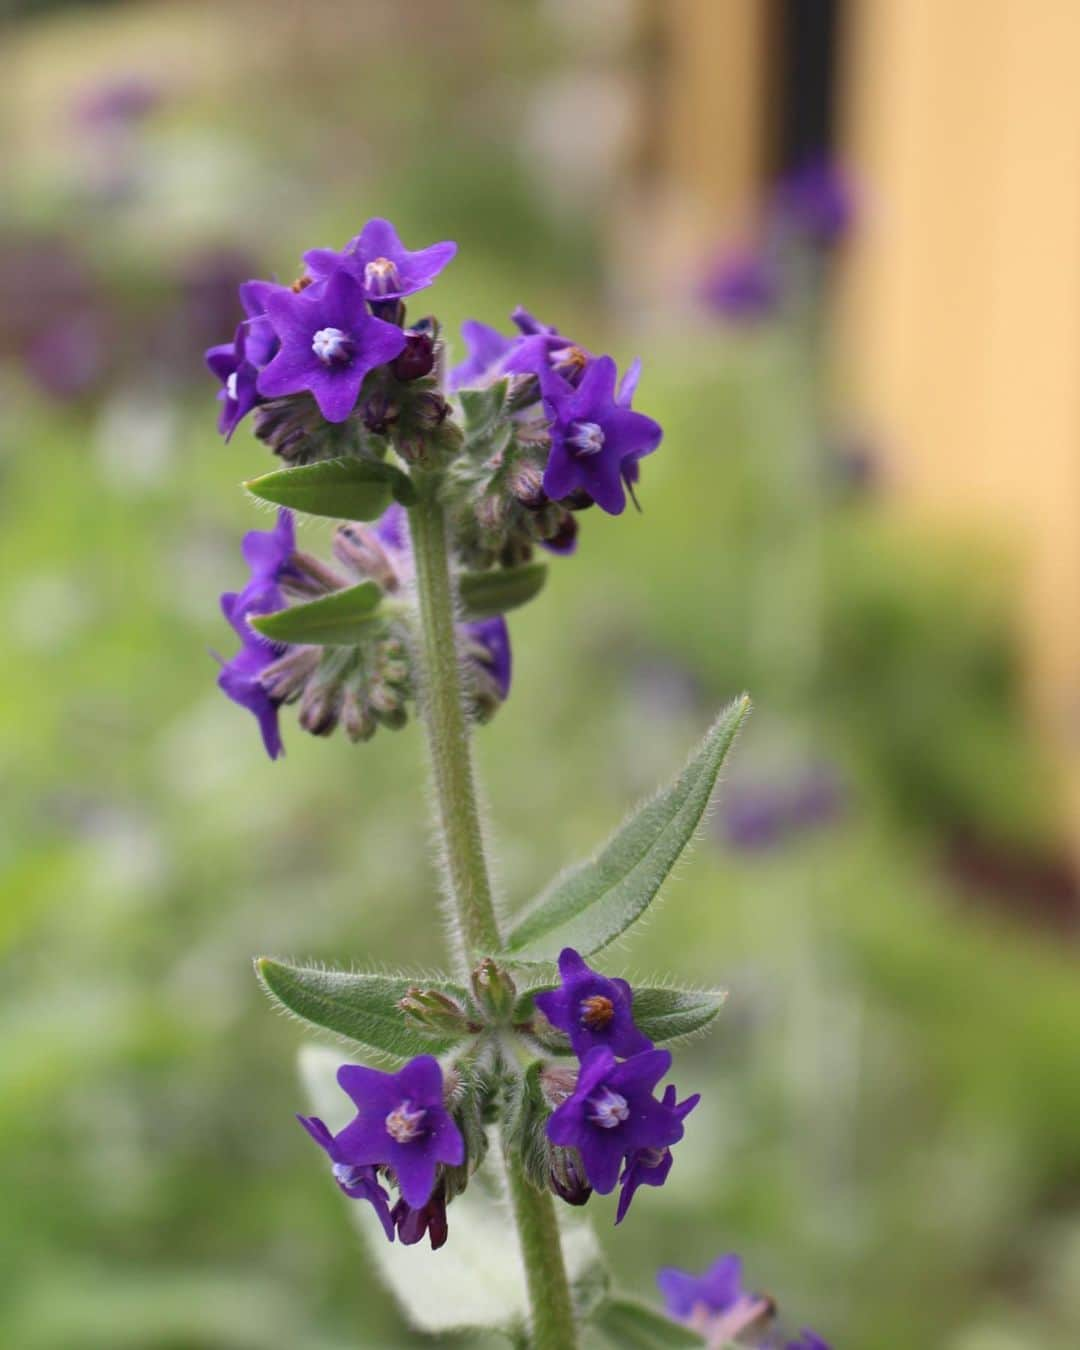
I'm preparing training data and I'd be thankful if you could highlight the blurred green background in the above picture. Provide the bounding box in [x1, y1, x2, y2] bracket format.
[3, 3, 1080, 1348]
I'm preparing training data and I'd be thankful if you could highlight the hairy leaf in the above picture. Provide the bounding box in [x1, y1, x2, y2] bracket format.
[503, 697, 750, 963]
[592, 1297, 706, 1347]
[248, 582, 382, 646]
[244, 456, 414, 519]
[458, 563, 548, 621]
[256, 959, 469, 1060]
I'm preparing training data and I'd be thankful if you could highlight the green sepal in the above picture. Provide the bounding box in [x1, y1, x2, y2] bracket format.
[591, 1297, 706, 1347]
[244, 456, 414, 519]
[517, 984, 728, 1049]
[459, 379, 509, 437]
[248, 582, 383, 646]
[457, 563, 548, 621]
[255, 959, 471, 1060]
[503, 697, 751, 964]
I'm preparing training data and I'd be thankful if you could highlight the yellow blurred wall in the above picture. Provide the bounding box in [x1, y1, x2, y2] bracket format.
[838, 0, 1080, 843]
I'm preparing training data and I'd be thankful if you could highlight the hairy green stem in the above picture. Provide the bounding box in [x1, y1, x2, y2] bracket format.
[407, 482, 502, 964]
[407, 476, 579, 1348]
[505, 1147, 581, 1350]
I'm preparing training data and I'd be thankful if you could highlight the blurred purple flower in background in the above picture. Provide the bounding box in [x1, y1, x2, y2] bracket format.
[700, 246, 782, 323]
[773, 157, 854, 249]
[73, 75, 161, 129]
[718, 760, 846, 853]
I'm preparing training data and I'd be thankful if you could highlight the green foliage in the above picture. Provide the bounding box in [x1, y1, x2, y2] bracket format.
[249, 581, 383, 646]
[256, 960, 470, 1060]
[244, 456, 414, 520]
[503, 698, 750, 963]
[458, 563, 548, 621]
[590, 1297, 705, 1348]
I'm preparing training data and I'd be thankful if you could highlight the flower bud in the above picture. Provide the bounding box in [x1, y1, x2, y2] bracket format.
[341, 686, 376, 742]
[470, 958, 516, 1024]
[298, 680, 341, 736]
[506, 372, 541, 412]
[259, 646, 320, 702]
[398, 987, 474, 1037]
[549, 1147, 592, 1206]
[361, 390, 399, 436]
[509, 461, 548, 510]
[253, 395, 325, 462]
[392, 331, 435, 382]
[413, 391, 450, 429]
[333, 524, 399, 591]
[539, 1063, 578, 1107]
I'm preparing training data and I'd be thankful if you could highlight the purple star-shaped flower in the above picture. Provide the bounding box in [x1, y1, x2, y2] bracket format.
[546, 1046, 685, 1196]
[540, 356, 662, 515]
[332, 1055, 464, 1210]
[657, 1252, 744, 1320]
[464, 616, 512, 701]
[205, 281, 283, 440]
[534, 947, 653, 1060]
[390, 1184, 449, 1250]
[296, 1114, 395, 1240]
[257, 271, 406, 423]
[303, 218, 456, 302]
[615, 1084, 700, 1224]
[216, 510, 299, 760]
[700, 246, 782, 323]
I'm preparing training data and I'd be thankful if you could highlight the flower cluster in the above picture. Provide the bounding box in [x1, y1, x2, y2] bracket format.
[701, 157, 853, 325]
[216, 505, 510, 758]
[205, 217, 663, 755]
[298, 1056, 466, 1250]
[536, 948, 699, 1223]
[657, 1252, 830, 1348]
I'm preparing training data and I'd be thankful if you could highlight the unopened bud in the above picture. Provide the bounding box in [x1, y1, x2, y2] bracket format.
[283, 550, 350, 598]
[470, 958, 517, 1023]
[254, 396, 324, 463]
[259, 646, 320, 703]
[398, 987, 473, 1036]
[505, 372, 541, 412]
[341, 686, 376, 742]
[475, 492, 507, 537]
[549, 1147, 592, 1206]
[509, 461, 548, 510]
[298, 681, 341, 736]
[539, 1064, 578, 1107]
[413, 391, 450, 430]
[362, 391, 399, 436]
[333, 524, 399, 591]
[392, 331, 435, 382]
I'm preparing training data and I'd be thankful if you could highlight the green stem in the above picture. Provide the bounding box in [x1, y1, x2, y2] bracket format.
[505, 1147, 580, 1350]
[407, 476, 579, 1348]
[407, 482, 502, 964]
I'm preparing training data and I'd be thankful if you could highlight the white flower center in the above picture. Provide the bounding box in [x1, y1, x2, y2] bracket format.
[567, 420, 605, 456]
[331, 1162, 366, 1188]
[385, 1100, 427, 1143]
[364, 256, 401, 297]
[225, 371, 239, 401]
[312, 327, 353, 364]
[587, 1087, 629, 1129]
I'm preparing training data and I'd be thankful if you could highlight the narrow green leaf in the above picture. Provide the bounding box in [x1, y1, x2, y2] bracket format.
[249, 581, 382, 646]
[504, 697, 751, 963]
[518, 984, 727, 1048]
[245, 456, 414, 519]
[256, 959, 469, 1059]
[458, 563, 548, 621]
[592, 1297, 705, 1347]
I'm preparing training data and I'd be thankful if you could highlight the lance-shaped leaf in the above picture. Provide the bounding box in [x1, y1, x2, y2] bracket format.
[591, 1297, 706, 1348]
[255, 959, 470, 1060]
[458, 563, 547, 621]
[504, 697, 750, 963]
[249, 581, 382, 646]
[245, 456, 415, 519]
[516, 984, 728, 1049]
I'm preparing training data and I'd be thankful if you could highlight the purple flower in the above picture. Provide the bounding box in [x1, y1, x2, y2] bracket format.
[615, 1084, 699, 1224]
[390, 1184, 449, 1250]
[540, 356, 662, 515]
[546, 1046, 685, 1195]
[534, 948, 653, 1060]
[332, 1055, 464, 1210]
[658, 1252, 774, 1342]
[450, 320, 515, 391]
[303, 218, 456, 303]
[74, 75, 161, 128]
[464, 616, 512, 701]
[774, 158, 854, 248]
[216, 510, 299, 760]
[205, 282, 282, 439]
[296, 1114, 395, 1240]
[257, 271, 406, 423]
[701, 247, 782, 323]
[786, 1333, 831, 1350]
